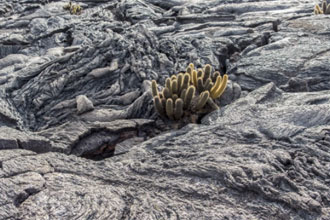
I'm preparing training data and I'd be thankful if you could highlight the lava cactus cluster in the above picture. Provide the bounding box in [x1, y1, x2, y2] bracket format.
[314, 0, 330, 14]
[151, 63, 228, 121]
[63, 2, 82, 15]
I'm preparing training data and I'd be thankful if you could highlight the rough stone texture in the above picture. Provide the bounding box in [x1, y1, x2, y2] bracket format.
[76, 94, 94, 114]
[0, 0, 329, 219]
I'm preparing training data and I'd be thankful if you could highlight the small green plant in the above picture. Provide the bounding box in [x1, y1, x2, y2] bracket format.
[63, 1, 82, 15]
[151, 63, 228, 122]
[314, 0, 330, 14]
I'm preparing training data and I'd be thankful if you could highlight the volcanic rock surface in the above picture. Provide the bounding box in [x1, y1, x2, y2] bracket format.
[0, 0, 329, 219]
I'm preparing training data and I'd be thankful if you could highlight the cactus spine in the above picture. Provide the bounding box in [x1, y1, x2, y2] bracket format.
[204, 78, 212, 92]
[203, 64, 211, 83]
[207, 98, 219, 110]
[315, 4, 322, 14]
[327, 4, 330, 14]
[174, 98, 183, 120]
[171, 80, 178, 94]
[323, 1, 327, 12]
[314, 0, 330, 14]
[212, 71, 220, 82]
[184, 86, 195, 109]
[197, 77, 204, 93]
[154, 96, 164, 115]
[151, 80, 158, 97]
[197, 68, 203, 79]
[181, 73, 190, 91]
[177, 73, 183, 94]
[180, 88, 187, 101]
[163, 88, 171, 99]
[210, 76, 222, 94]
[189, 63, 194, 70]
[192, 70, 198, 87]
[211, 74, 228, 99]
[166, 98, 174, 119]
[196, 91, 210, 110]
[161, 98, 166, 110]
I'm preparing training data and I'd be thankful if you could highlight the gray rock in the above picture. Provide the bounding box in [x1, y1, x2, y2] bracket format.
[0, 0, 329, 219]
[0, 127, 52, 153]
[0, 54, 28, 69]
[76, 95, 94, 115]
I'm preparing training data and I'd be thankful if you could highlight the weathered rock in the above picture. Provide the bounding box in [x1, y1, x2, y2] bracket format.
[76, 95, 94, 114]
[0, 0, 329, 219]
[0, 127, 52, 152]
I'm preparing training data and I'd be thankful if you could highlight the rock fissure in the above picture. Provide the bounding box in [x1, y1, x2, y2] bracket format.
[0, 0, 329, 219]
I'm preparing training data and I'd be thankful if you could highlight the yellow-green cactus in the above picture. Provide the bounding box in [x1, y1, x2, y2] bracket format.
[314, 0, 330, 14]
[180, 88, 186, 100]
[154, 96, 164, 116]
[196, 91, 210, 110]
[203, 64, 211, 83]
[183, 85, 195, 109]
[207, 98, 219, 111]
[163, 88, 170, 99]
[204, 78, 213, 91]
[192, 70, 198, 87]
[211, 75, 228, 99]
[172, 94, 178, 102]
[197, 77, 204, 93]
[177, 73, 183, 93]
[151, 63, 228, 121]
[174, 98, 184, 120]
[166, 98, 174, 119]
[71, 5, 82, 15]
[63, 1, 82, 15]
[171, 79, 178, 94]
[151, 80, 158, 97]
[181, 73, 190, 91]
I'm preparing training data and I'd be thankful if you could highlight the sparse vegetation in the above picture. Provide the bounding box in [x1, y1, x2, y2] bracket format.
[314, 0, 330, 14]
[63, 1, 82, 15]
[151, 63, 228, 122]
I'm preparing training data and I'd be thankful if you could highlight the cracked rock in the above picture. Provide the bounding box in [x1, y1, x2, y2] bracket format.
[0, 0, 329, 219]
